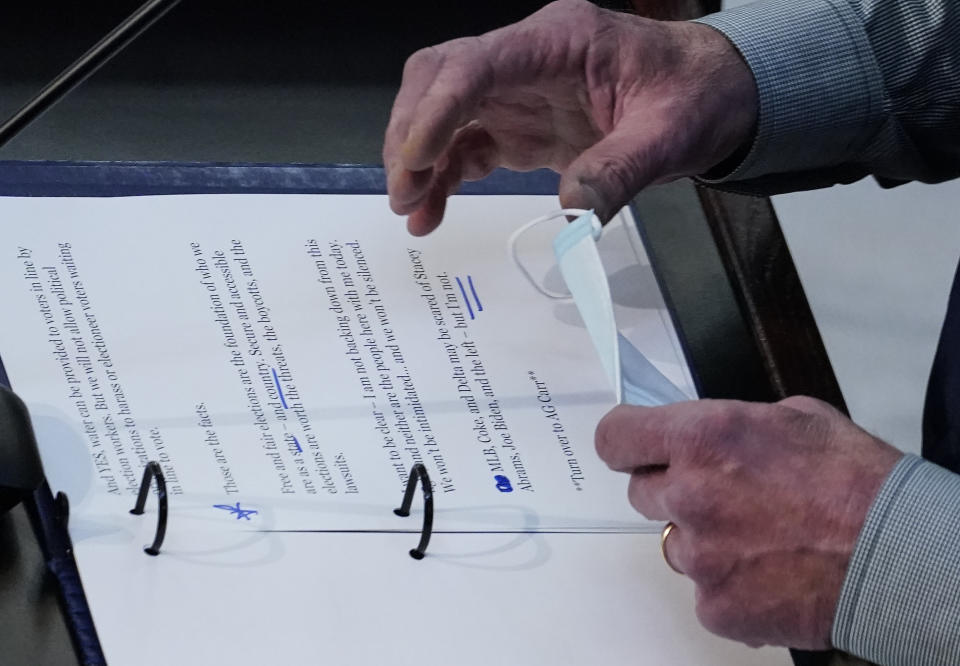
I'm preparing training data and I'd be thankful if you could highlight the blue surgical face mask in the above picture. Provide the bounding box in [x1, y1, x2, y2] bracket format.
[550, 211, 688, 407]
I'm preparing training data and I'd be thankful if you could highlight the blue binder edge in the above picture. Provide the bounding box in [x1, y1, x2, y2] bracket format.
[0, 160, 561, 197]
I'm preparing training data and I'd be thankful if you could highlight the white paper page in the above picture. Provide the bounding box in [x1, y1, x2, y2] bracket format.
[0, 194, 694, 534]
[71, 526, 789, 666]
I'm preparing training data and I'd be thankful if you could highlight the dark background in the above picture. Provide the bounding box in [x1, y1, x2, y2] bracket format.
[0, 2, 551, 162]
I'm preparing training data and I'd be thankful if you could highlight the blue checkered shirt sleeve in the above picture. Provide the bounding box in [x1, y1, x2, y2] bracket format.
[829, 455, 960, 664]
[692, 0, 960, 193]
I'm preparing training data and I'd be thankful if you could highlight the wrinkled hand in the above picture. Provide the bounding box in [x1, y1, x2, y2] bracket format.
[596, 396, 902, 649]
[384, 0, 757, 235]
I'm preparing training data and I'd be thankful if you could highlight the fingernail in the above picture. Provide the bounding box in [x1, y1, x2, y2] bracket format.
[580, 181, 617, 222]
[578, 181, 603, 214]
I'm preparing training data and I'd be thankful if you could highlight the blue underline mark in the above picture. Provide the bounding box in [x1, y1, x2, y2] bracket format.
[467, 275, 483, 312]
[292, 435, 302, 453]
[456, 277, 475, 320]
[271, 368, 288, 409]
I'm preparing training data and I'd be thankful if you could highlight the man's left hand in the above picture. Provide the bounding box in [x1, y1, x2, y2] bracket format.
[595, 396, 902, 649]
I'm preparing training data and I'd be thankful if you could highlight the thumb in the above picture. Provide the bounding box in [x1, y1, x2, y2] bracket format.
[558, 121, 666, 221]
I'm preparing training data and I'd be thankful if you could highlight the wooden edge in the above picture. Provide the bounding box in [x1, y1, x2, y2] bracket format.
[696, 185, 849, 412]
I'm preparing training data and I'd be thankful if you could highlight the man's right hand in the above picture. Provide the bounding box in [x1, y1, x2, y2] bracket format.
[384, 0, 757, 235]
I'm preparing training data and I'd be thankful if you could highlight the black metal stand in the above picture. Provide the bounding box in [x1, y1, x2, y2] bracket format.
[0, 0, 182, 151]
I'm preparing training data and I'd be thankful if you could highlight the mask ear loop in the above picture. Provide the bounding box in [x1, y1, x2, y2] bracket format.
[508, 208, 602, 300]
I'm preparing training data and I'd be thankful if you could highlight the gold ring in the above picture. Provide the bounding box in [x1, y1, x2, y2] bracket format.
[660, 521, 683, 574]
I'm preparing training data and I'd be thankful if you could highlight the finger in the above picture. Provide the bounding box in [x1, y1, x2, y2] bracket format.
[397, 7, 563, 175]
[558, 113, 669, 221]
[403, 126, 502, 234]
[384, 46, 447, 174]
[407, 186, 449, 237]
[385, 48, 451, 215]
[596, 399, 765, 473]
[595, 403, 690, 472]
[388, 167, 437, 216]
[626, 467, 671, 520]
[394, 123, 500, 214]
[384, 44, 473, 215]
[398, 36, 497, 174]
[449, 123, 501, 182]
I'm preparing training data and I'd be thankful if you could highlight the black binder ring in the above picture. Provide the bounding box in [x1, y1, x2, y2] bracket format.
[393, 463, 433, 560]
[129, 461, 167, 556]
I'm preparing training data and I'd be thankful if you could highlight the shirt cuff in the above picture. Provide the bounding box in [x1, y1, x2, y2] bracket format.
[832, 454, 960, 665]
[692, 0, 887, 183]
